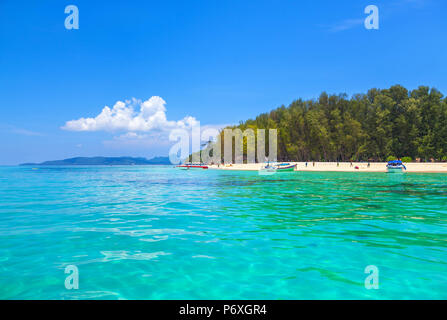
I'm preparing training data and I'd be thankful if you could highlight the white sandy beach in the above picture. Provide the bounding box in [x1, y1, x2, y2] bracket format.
[208, 162, 447, 173]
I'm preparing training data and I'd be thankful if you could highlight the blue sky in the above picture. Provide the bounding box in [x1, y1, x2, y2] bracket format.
[0, 0, 446, 164]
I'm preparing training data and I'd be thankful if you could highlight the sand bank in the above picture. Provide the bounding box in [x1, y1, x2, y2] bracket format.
[208, 162, 447, 173]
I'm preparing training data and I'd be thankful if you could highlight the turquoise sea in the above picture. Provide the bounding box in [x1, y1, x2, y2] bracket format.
[0, 165, 446, 299]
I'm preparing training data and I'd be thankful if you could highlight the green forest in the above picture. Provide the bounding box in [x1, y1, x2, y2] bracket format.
[210, 85, 447, 162]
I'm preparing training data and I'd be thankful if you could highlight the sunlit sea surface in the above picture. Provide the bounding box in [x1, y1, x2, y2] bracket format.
[0, 166, 446, 299]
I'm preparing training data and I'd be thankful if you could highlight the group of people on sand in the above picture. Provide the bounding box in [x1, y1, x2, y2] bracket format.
[303, 161, 371, 168]
[216, 161, 372, 169]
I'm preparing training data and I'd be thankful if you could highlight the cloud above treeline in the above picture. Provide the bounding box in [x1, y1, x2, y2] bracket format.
[62, 96, 228, 149]
[62, 96, 199, 132]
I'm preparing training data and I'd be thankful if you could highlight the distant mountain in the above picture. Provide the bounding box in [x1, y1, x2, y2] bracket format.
[20, 156, 172, 166]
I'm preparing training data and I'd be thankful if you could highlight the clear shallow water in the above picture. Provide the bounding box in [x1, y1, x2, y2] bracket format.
[0, 166, 446, 300]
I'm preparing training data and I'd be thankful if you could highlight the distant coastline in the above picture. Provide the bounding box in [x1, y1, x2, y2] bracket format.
[20, 156, 171, 166]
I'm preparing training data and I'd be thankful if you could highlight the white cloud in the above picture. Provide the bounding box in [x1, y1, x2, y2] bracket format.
[62, 96, 199, 132]
[0, 124, 44, 136]
[63, 96, 229, 151]
[103, 124, 229, 149]
[13, 128, 44, 136]
[326, 0, 430, 33]
[328, 18, 364, 32]
[103, 132, 168, 149]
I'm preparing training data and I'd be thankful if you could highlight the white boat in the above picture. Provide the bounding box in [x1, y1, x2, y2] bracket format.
[274, 163, 296, 172]
[176, 163, 208, 170]
[262, 165, 277, 172]
[386, 160, 406, 173]
[258, 162, 277, 175]
[258, 162, 296, 175]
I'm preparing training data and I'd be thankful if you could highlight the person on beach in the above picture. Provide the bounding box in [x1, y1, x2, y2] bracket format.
[305, 162, 308, 167]
[350, 161, 353, 167]
[313, 162, 315, 167]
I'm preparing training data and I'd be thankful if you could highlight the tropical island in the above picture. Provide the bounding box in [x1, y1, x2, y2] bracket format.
[198, 85, 447, 164]
[189, 85, 447, 173]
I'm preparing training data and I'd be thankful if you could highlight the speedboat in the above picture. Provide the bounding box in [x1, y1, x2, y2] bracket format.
[259, 162, 296, 174]
[176, 163, 208, 170]
[386, 160, 406, 173]
[274, 163, 296, 172]
[261, 165, 277, 172]
[259, 164, 277, 175]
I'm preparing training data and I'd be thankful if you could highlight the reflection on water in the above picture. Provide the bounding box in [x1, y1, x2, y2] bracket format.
[0, 166, 446, 299]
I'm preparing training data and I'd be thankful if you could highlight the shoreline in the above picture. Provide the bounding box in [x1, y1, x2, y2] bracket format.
[208, 162, 447, 173]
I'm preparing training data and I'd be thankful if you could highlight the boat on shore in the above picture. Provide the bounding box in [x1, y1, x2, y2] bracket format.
[176, 163, 209, 170]
[258, 164, 276, 175]
[274, 163, 297, 172]
[259, 162, 296, 173]
[386, 160, 407, 173]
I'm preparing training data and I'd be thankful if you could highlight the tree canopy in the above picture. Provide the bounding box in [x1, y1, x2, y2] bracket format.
[211, 85, 447, 162]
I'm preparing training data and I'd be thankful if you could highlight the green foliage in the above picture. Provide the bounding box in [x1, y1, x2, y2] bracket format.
[386, 156, 398, 162]
[212, 85, 447, 162]
[401, 156, 413, 162]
